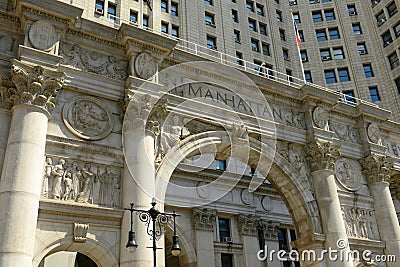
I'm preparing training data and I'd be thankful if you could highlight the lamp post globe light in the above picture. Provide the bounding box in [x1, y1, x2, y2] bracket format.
[125, 201, 181, 267]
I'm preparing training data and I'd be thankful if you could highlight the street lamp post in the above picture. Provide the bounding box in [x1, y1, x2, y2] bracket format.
[125, 201, 181, 267]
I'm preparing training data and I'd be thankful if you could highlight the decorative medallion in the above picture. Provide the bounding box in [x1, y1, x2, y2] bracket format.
[367, 123, 381, 144]
[241, 188, 253, 205]
[62, 96, 114, 140]
[335, 159, 361, 191]
[135, 52, 158, 79]
[29, 20, 58, 51]
[312, 106, 329, 130]
[261, 196, 272, 211]
[196, 181, 210, 199]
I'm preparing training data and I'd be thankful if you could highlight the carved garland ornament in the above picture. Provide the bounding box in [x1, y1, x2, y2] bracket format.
[62, 96, 114, 140]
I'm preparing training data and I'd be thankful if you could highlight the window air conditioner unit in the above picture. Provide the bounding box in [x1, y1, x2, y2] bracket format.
[378, 18, 385, 26]
[314, 0, 320, 3]
[384, 40, 391, 46]
[349, 11, 356, 16]
[284, 55, 290, 61]
[252, 47, 258, 51]
[321, 55, 331, 61]
[289, 1, 297, 6]
[95, 8, 104, 15]
[223, 237, 233, 243]
[211, 45, 218, 50]
[359, 50, 366, 55]
[302, 57, 308, 62]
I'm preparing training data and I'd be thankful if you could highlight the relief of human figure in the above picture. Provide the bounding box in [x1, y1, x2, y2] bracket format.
[42, 157, 53, 198]
[62, 172, 73, 200]
[51, 159, 65, 199]
[76, 163, 95, 204]
[111, 174, 120, 208]
[357, 209, 369, 238]
[97, 166, 114, 206]
[70, 162, 81, 200]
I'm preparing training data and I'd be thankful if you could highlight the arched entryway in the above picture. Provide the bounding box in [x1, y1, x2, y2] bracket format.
[39, 252, 98, 267]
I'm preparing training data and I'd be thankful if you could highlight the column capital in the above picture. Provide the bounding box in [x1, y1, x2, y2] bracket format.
[238, 214, 260, 236]
[306, 139, 340, 173]
[360, 153, 391, 184]
[6, 61, 65, 112]
[260, 220, 280, 241]
[192, 208, 216, 231]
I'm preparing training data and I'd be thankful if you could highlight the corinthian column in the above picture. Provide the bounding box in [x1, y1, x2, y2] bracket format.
[0, 61, 64, 267]
[306, 139, 353, 267]
[361, 153, 400, 267]
[238, 215, 264, 267]
[192, 208, 216, 267]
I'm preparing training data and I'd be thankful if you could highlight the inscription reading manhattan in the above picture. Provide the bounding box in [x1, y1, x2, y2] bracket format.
[169, 83, 273, 119]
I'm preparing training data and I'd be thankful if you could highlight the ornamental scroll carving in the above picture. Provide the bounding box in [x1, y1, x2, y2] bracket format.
[41, 156, 121, 208]
[360, 153, 391, 184]
[60, 43, 128, 80]
[4, 63, 65, 111]
[192, 208, 216, 231]
[306, 139, 339, 172]
[62, 96, 114, 140]
[73, 223, 89, 243]
[341, 206, 379, 240]
[329, 121, 361, 144]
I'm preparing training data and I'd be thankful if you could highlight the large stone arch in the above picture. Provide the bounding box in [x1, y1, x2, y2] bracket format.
[155, 130, 320, 239]
[32, 236, 119, 267]
[164, 223, 197, 267]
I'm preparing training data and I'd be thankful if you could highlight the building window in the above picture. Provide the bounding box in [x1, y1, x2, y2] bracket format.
[171, 25, 179, 38]
[301, 50, 308, 62]
[395, 77, 400, 94]
[363, 64, 374, 78]
[320, 49, 331, 61]
[387, 1, 398, 17]
[262, 43, 270, 56]
[371, 0, 381, 5]
[204, 0, 213, 5]
[382, 30, 393, 46]
[298, 30, 304, 42]
[205, 12, 215, 26]
[234, 30, 241, 43]
[246, 1, 254, 12]
[388, 52, 399, 69]
[304, 70, 312, 83]
[279, 29, 286, 41]
[293, 13, 300, 24]
[249, 18, 257, 31]
[283, 48, 289, 60]
[95, 0, 104, 15]
[143, 15, 149, 27]
[161, 22, 168, 34]
[171, 2, 178, 16]
[236, 51, 244, 66]
[348, 5, 357, 15]
[278, 228, 289, 250]
[376, 11, 386, 26]
[256, 4, 265, 16]
[333, 47, 344, 59]
[218, 218, 231, 241]
[329, 27, 340, 39]
[324, 69, 337, 84]
[221, 254, 233, 267]
[207, 35, 217, 49]
[276, 10, 283, 22]
[130, 10, 138, 23]
[352, 23, 362, 35]
[259, 23, 267, 35]
[394, 22, 400, 38]
[232, 9, 238, 23]
[161, 0, 168, 13]
[343, 90, 356, 104]
[358, 42, 367, 54]
[107, 3, 116, 20]
[316, 29, 327, 41]
[312, 11, 323, 22]
[289, 0, 297, 5]
[322, 0, 332, 2]
[251, 38, 260, 52]
[325, 9, 335, 21]
[216, 159, 226, 170]
[369, 87, 380, 102]
[338, 68, 350, 82]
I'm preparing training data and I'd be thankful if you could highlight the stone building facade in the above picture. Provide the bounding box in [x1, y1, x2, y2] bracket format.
[0, 1, 400, 267]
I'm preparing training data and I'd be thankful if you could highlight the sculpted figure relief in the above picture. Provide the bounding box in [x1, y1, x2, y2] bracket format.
[367, 123, 382, 144]
[342, 206, 378, 240]
[313, 106, 329, 130]
[97, 166, 120, 206]
[135, 52, 158, 80]
[42, 157, 53, 197]
[335, 159, 361, 191]
[51, 159, 65, 199]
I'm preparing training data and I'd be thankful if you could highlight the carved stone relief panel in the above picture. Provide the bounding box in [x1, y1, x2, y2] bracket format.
[341, 206, 380, 240]
[73, 223, 89, 243]
[59, 42, 128, 80]
[367, 123, 382, 145]
[271, 104, 306, 130]
[28, 20, 58, 51]
[312, 106, 329, 130]
[135, 52, 158, 80]
[382, 139, 400, 158]
[335, 158, 362, 192]
[62, 96, 114, 140]
[329, 121, 361, 144]
[240, 189, 254, 205]
[41, 156, 121, 208]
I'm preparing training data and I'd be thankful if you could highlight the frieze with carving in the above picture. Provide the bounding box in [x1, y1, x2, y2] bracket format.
[271, 104, 306, 130]
[192, 208, 216, 231]
[60, 43, 128, 80]
[329, 121, 361, 144]
[335, 158, 362, 191]
[41, 156, 121, 208]
[382, 139, 400, 158]
[62, 96, 114, 140]
[4, 63, 65, 111]
[341, 206, 379, 240]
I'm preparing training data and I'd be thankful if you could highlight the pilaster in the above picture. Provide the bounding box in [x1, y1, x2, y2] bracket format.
[192, 208, 216, 267]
